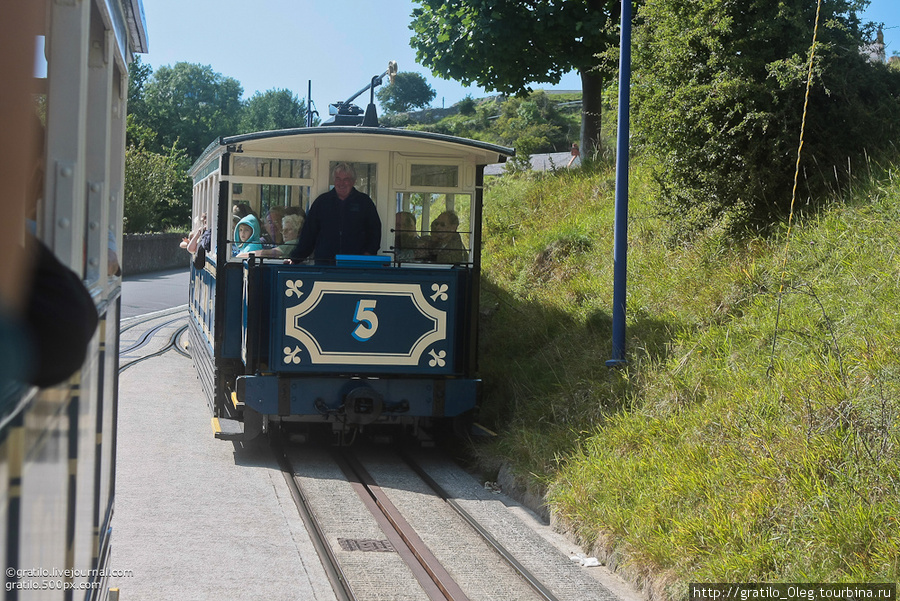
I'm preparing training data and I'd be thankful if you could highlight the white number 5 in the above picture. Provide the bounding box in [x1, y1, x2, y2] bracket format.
[352, 299, 378, 341]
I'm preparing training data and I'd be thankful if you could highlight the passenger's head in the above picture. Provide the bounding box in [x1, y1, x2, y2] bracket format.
[233, 214, 261, 246]
[395, 211, 416, 232]
[265, 206, 286, 241]
[282, 214, 303, 242]
[431, 211, 459, 233]
[332, 162, 356, 200]
[233, 202, 254, 220]
[431, 211, 460, 244]
[395, 212, 418, 251]
[395, 211, 417, 243]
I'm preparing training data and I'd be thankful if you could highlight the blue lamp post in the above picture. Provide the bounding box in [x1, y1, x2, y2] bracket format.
[606, 0, 632, 368]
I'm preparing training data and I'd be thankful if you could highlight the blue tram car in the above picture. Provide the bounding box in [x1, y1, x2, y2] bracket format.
[186, 125, 513, 440]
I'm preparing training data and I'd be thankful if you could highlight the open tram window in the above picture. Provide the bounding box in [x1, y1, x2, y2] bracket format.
[394, 192, 472, 265]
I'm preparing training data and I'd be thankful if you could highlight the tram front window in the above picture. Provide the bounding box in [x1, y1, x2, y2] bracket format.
[394, 192, 472, 265]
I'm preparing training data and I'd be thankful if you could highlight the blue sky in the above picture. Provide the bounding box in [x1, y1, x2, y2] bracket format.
[139, 0, 899, 110]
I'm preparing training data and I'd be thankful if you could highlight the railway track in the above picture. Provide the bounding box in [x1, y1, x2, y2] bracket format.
[115, 307, 629, 601]
[273, 437, 619, 601]
[119, 307, 190, 373]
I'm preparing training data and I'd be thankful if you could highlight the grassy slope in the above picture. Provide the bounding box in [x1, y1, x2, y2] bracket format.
[476, 158, 900, 596]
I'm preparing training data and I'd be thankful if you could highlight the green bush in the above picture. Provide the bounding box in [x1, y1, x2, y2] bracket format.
[633, 0, 900, 237]
[124, 143, 190, 233]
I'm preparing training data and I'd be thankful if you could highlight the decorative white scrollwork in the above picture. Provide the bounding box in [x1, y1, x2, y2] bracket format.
[286, 280, 304, 298]
[283, 346, 302, 364]
[430, 283, 449, 302]
[428, 349, 446, 368]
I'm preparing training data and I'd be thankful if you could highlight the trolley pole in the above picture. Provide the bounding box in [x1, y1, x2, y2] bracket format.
[606, 0, 632, 368]
[307, 80, 313, 127]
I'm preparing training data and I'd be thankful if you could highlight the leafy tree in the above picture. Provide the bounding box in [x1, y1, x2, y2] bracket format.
[142, 62, 243, 161]
[457, 95, 477, 116]
[240, 88, 310, 133]
[127, 56, 152, 128]
[410, 91, 575, 155]
[633, 0, 900, 236]
[124, 143, 190, 233]
[125, 114, 157, 150]
[409, 0, 621, 155]
[493, 91, 570, 153]
[376, 72, 437, 113]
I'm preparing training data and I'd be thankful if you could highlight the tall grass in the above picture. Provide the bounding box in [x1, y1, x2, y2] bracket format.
[476, 159, 900, 593]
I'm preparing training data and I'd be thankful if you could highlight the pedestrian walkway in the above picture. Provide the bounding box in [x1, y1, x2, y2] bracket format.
[107, 313, 335, 600]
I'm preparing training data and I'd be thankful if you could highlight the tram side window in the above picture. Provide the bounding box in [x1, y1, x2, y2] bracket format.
[394, 192, 471, 265]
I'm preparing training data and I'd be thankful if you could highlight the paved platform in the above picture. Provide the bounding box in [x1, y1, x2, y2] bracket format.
[107, 312, 335, 601]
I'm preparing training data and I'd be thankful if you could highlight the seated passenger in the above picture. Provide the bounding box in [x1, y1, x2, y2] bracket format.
[233, 214, 264, 257]
[278, 213, 303, 256]
[418, 211, 468, 264]
[261, 206, 285, 246]
[181, 214, 205, 249]
[393, 211, 419, 262]
[255, 212, 304, 259]
[182, 213, 209, 253]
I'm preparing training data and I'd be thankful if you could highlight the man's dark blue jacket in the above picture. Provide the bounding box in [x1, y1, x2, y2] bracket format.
[290, 187, 381, 263]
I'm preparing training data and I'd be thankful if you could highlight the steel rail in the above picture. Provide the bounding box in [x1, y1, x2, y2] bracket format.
[119, 317, 184, 356]
[336, 450, 473, 601]
[400, 451, 562, 601]
[171, 327, 191, 358]
[271, 435, 356, 601]
[119, 305, 187, 334]
[118, 324, 188, 373]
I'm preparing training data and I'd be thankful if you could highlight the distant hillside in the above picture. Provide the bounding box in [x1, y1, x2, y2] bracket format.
[381, 90, 586, 155]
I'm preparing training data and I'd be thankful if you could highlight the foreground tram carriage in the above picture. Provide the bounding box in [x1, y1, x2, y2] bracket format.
[187, 126, 513, 441]
[1, 0, 147, 598]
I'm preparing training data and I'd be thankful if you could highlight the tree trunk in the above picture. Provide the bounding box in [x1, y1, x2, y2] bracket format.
[580, 69, 605, 157]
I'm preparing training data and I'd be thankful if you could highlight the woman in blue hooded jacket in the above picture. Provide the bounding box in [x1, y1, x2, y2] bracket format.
[233, 213, 264, 257]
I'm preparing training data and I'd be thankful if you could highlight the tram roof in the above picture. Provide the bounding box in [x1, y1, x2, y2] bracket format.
[189, 126, 515, 177]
